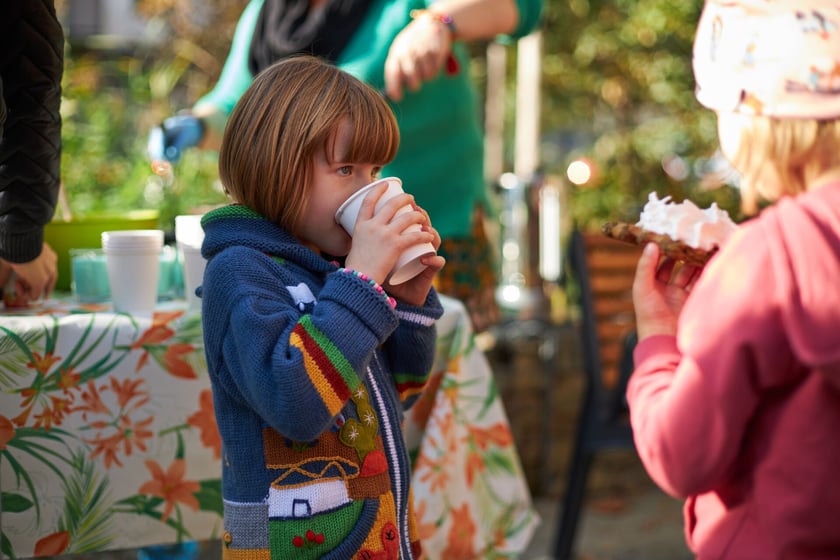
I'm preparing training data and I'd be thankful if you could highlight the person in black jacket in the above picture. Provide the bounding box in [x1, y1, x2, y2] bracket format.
[0, 0, 63, 304]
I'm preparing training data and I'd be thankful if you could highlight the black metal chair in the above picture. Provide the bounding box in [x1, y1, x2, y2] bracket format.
[552, 229, 641, 559]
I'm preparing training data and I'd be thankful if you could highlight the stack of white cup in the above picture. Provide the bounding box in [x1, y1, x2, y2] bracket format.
[175, 215, 206, 310]
[101, 230, 164, 314]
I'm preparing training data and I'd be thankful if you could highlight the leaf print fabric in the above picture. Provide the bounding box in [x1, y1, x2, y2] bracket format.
[405, 298, 540, 559]
[1, 296, 537, 558]
[0, 304, 221, 557]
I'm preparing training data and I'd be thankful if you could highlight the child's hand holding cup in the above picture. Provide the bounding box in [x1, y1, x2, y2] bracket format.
[335, 177, 436, 285]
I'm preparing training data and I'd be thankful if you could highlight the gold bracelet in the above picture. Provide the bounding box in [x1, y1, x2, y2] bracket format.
[409, 8, 458, 39]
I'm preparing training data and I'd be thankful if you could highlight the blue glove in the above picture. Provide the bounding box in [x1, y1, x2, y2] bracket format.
[147, 114, 205, 163]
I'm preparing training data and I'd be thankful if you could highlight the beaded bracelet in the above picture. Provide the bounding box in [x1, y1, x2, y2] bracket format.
[408, 9, 460, 75]
[409, 9, 458, 38]
[337, 268, 397, 309]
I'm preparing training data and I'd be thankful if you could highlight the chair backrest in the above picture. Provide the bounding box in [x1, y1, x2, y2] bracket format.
[569, 229, 641, 421]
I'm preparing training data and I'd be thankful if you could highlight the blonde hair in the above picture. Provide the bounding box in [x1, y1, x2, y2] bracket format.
[721, 112, 840, 215]
[219, 56, 400, 234]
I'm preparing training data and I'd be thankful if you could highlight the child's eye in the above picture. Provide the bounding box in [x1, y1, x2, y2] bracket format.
[338, 166, 352, 176]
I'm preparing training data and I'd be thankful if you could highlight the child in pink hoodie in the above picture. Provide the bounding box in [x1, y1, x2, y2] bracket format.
[628, 1, 840, 558]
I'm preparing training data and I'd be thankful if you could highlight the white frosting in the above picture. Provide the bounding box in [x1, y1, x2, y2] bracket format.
[636, 192, 738, 251]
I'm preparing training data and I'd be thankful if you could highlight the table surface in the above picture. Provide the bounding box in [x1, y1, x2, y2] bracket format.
[0, 295, 538, 559]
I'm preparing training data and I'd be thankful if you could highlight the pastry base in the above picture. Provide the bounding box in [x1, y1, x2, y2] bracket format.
[601, 222, 716, 267]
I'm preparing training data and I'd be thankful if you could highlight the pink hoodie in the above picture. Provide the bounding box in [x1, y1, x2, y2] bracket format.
[627, 181, 840, 559]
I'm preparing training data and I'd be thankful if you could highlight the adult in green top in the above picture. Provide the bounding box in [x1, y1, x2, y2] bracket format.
[149, 0, 543, 330]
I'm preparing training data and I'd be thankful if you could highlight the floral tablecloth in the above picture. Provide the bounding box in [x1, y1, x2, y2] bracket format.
[0, 296, 538, 559]
[404, 298, 540, 559]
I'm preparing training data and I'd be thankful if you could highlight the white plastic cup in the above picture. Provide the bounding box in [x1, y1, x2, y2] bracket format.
[101, 230, 164, 314]
[175, 215, 206, 309]
[334, 177, 436, 285]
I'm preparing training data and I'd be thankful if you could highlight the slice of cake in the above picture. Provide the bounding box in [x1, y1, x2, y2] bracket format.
[603, 193, 737, 266]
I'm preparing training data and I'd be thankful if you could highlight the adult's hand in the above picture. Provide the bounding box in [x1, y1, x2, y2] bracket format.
[384, 12, 455, 102]
[632, 243, 700, 340]
[4, 242, 58, 304]
[147, 114, 205, 163]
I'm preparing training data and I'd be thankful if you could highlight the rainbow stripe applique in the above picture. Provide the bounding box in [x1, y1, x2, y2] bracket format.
[290, 316, 360, 416]
[392, 372, 428, 401]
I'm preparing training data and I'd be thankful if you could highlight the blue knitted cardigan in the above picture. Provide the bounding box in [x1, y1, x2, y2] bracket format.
[199, 205, 443, 559]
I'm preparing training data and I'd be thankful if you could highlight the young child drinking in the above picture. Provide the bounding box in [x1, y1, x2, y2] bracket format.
[199, 55, 445, 559]
[628, 1, 840, 558]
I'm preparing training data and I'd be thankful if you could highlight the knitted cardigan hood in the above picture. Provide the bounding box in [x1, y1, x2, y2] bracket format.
[199, 205, 443, 559]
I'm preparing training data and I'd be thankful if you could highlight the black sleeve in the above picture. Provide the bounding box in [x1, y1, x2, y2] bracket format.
[0, 0, 64, 263]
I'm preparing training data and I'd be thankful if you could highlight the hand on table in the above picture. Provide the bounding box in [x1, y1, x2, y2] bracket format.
[632, 242, 701, 340]
[1, 242, 58, 305]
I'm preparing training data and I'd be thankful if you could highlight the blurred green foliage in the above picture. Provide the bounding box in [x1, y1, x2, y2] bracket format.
[538, 0, 742, 228]
[60, 50, 225, 229]
[57, 0, 244, 231]
[57, 0, 741, 234]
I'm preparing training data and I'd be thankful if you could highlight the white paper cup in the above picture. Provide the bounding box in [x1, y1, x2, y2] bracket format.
[102, 230, 164, 314]
[175, 215, 204, 248]
[175, 215, 206, 309]
[179, 244, 206, 310]
[101, 229, 165, 251]
[334, 177, 436, 285]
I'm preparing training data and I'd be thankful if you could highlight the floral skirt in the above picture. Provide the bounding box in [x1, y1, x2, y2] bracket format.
[434, 209, 499, 333]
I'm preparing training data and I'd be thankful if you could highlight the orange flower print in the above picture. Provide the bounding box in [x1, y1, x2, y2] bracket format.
[464, 451, 485, 488]
[84, 413, 153, 469]
[86, 431, 123, 469]
[57, 366, 81, 394]
[133, 325, 173, 347]
[467, 423, 513, 451]
[12, 387, 39, 427]
[162, 343, 198, 379]
[442, 382, 459, 408]
[187, 389, 221, 459]
[435, 407, 458, 455]
[34, 531, 70, 556]
[73, 380, 111, 421]
[441, 503, 476, 560]
[131, 310, 184, 371]
[116, 414, 154, 456]
[492, 526, 508, 553]
[152, 310, 186, 328]
[414, 440, 451, 494]
[13, 352, 66, 428]
[27, 351, 61, 375]
[138, 459, 200, 522]
[32, 395, 73, 430]
[413, 499, 438, 542]
[109, 376, 149, 411]
[0, 415, 15, 450]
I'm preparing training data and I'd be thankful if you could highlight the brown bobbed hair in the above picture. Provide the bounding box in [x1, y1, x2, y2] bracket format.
[218, 55, 400, 234]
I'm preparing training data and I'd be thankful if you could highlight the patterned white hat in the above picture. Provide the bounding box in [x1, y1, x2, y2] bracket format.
[693, 0, 840, 118]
